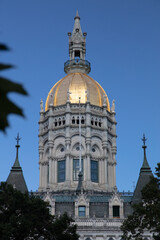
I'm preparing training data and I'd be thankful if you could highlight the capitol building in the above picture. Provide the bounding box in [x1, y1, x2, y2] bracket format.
[7, 12, 153, 240]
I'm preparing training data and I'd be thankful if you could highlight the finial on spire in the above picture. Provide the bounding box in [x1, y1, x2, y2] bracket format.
[13, 133, 21, 168]
[75, 10, 80, 20]
[141, 134, 150, 170]
[15, 133, 21, 146]
[141, 133, 147, 148]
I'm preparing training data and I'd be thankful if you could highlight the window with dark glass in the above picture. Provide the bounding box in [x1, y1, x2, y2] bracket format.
[81, 117, 85, 124]
[91, 119, 93, 125]
[113, 205, 120, 217]
[91, 160, 98, 182]
[58, 160, 65, 182]
[78, 206, 86, 217]
[72, 117, 75, 124]
[77, 117, 79, 124]
[73, 159, 83, 180]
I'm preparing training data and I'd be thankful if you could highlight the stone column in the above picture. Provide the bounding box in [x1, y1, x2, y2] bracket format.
[111, 110, 117, 188]
[38, 139, 44, 190]
[102, 105, 108, 189]
[65, 101, 71, 187]
[85, 101, 91, 187]
[48, 105, 54, 189]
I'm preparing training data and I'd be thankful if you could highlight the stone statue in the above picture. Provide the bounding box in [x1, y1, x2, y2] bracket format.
[40, 99, 43, 112]
[103, 94, 107, 106]
[67, 89, 71, 101]
[85, 89, 89, 101]
[50, 94, 53, 105]
[111, 99, 115, 112]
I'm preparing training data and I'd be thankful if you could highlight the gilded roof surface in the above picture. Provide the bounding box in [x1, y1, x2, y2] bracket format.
[45, 73, 110, 111]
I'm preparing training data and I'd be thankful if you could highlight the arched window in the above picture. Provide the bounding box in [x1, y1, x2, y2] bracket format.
[95, 118, 98, 126]
[81, 116, 85, 124]
[62, 117, 65, 125]
[73, 159, 83, 181]
[91, 160, 98, 182]
[91, 118, 94, 125]
[55, 119, 57, 127]
[72, 117, 75, 124]
[77, 116, 79, 124]
[58, 118, 61, 126]
[99, 119, 102, 127]
[57, 160, 66, 182]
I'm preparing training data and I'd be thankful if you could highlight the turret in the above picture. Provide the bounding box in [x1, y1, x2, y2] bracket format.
[6, 134, 28, 193]
[64, 11, 91, 74]
[132, 134, 153, 203]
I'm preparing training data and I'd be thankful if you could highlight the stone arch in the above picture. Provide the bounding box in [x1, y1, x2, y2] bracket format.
[55, 144, 65, 156]
[91, 133, 102, 141]
[53, 133, 65, 141]
[44, 148, 49, 161]
[71, 135, 86, 156]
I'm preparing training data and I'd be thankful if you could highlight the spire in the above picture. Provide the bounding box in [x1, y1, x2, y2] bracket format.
[72, 10, 82, 36]
[75, 10, 80, 19]
[132, 134, 152, 203]
[141, 134, 150, 171]
[13, 133, 21, 169]
[64, 11, 91, 74]
[6, 134, 28, 193]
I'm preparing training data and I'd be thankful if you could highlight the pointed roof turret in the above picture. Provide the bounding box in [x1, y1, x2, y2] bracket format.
[6, 134, 28, 193]
[64, 11, 91, 74]
[132, 134, 153, 203]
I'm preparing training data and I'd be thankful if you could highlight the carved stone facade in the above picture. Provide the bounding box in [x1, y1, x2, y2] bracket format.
[39, 99, 117, 192]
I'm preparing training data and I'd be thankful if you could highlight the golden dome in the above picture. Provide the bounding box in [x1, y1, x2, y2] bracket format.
[45, 73, 110, 111]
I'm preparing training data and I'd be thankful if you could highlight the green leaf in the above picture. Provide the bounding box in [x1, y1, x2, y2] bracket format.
[0, 63, 13, 71]
[0, 77, 28, 132]
[0, 44, 10, 51]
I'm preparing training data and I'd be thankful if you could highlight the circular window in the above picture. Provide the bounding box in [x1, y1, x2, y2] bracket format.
[92, 148, 96, 152]
[61, 147, 64, 152]
[76, 146, 80, 151]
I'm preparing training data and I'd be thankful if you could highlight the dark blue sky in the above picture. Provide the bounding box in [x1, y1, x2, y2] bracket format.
[0, 0, 160, 191]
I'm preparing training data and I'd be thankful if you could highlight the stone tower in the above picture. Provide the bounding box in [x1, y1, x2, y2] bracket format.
[38, 11, 117, 192]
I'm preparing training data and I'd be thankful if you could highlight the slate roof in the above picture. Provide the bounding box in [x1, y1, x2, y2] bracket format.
[6, 139, 28, 194]
[132, 140, 153, 204]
